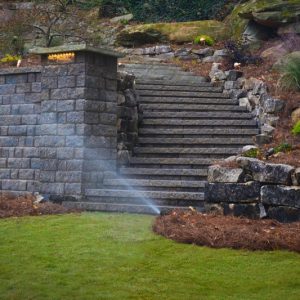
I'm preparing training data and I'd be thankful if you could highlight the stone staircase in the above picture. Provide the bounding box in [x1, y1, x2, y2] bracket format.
[68, 63, 259, 214]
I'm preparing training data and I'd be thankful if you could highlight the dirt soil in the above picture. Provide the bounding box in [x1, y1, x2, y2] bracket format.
[153, 209, 300, 253]
[0, 193, 80, 218]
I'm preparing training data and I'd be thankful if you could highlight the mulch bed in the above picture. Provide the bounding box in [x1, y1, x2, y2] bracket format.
[153, 209, 300, 253]
[0, 193, 80, 219]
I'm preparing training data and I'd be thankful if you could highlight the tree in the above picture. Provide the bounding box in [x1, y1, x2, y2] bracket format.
[31, 0, 87, 47]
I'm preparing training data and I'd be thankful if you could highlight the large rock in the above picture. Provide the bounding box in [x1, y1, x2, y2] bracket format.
[205, 181, 261, 203]
[273, 51, 300, 70]
[236, 157, 295, 185]
[261, 185, 300, 209]
[291, 108, 300, 123]
[266, 206, 300, 223]
[261, 96, 285, 113]
[116, 20, 228, 46]
[207, 165, 245, 183]
[225, 0, 300, 39]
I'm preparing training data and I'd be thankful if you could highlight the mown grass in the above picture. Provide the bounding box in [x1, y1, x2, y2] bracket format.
[0, 213, 299, 300]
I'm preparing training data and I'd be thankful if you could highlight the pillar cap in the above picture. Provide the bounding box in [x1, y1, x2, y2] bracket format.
[29, 44, 124, 58]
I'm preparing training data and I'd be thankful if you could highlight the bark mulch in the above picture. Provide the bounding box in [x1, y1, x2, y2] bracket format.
[0, 193, 80, 219]
[153, 209, 300, 253]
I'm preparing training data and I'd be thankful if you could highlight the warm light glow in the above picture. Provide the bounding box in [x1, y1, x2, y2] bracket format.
[48, 52, 75, 62]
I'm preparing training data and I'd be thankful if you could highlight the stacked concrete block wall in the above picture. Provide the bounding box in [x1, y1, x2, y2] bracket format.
[0, 45, 121, 200]
[0, 68, 42, 194]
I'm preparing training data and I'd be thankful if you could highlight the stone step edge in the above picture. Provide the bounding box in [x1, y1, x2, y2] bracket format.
[85, 189, 205, 200]
[103, 179, 206, 188]
[119, 168, 208, 175]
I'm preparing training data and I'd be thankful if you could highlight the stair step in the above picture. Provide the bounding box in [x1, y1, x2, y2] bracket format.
[138, 137, 254, 145]
[136, 80, 212, 87]
[85, 189, 205, 201]
[136, 85, 222, 92]
[129, 157, 213, 165]
[139, 128, 258, 136]
[140, 104, 246, 112]
[142, 118, 257, 126]
[143, 111, 253, 119]
[64, 201, 196, 215]
[139, 97, 236, 104]
[133, 147, 241, 155]
[103, 179, 206, 188]
[119, 168, 207, 176]
[138, 90, 228, 98]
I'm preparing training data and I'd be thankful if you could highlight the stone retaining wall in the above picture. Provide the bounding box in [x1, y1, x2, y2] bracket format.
[205, 157, 300, 223]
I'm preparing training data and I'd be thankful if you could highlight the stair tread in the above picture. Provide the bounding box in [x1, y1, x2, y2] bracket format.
[138, 137, 254, 145]
[139, 97, 236, 104]
[133, 147, 241, 154]
[85, 189, 205, 200]
[140, 104, 246, 112]
[139, 128, 258, 135]
[129, 157, 213, 164]
[143, 111, 253, 119]
[136, 85, 222, 92]
[119, 168, 207, 176]
[136, 80, 212, 87]
[104, 179, 206, 188]
[142, 119, 257, 126]
[138, 91, 228, 98]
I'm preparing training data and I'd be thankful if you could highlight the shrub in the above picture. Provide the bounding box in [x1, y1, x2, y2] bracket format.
[0, 54, 22, 64]
[292, 121, 300, 135]
[224, 39, 262, 66]
[274, 142, 292, 153]
[242, 148, 260, 158]
[278, 57, 300, 92]
[194, 35, 214, 46]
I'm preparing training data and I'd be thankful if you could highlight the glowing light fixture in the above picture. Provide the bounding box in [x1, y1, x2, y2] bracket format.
[48, 52, 75, 62]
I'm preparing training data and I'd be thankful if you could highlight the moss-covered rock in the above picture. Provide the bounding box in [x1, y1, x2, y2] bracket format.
[225, 0, 300, 39]
[116, 20, 228, 46]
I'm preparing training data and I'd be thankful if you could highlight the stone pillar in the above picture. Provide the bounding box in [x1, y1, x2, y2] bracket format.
[31, 45, 122, 201]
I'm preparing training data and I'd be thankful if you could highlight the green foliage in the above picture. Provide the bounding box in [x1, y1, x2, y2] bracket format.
[0, 54, 22, 64]
[0, 213, 299, 299]
[292, 121, 300, 135]
[194, 35, 214, 46]
[242, 148, 260, 158]
[274, 142, 292, 154]
[278, 56, 300, 92]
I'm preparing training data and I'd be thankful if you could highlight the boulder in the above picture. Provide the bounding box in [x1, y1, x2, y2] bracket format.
[273, 51, 300, 70]
[236, 157, 295, 185]
[261, 185, 300, 209]
[110, 13, 133, 24]
[223, 203, 265, 219]
[155, 45, 172, 54]
[207, 165, 245, 183]
[192, 48, 214, 57]
[116, 20, 228, 46]
[227, 70, 243, 81]
[224, 81, 242, 90]
[261, 43, 289, 62]
[261, 124, 275, 135]
[202, 56, 224, 63]
[238, 1, 300, 28]
[261, 96, 285, 113]
[209, 63, 227, 82]
[255, 134, 272, 145]
[291, 108, 300, 123]
[213, 49, 229, 57]
[239, 97, 251, 111]
[242, 145, 258, 153]
[205, 181, 261, 203]
[294, 168, 300, 185]
[266, 206, 300, 223]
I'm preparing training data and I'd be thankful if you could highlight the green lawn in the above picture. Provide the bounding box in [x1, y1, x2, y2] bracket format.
[0, 213, 299, 300]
